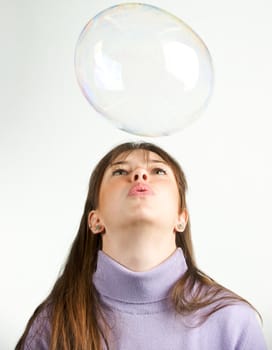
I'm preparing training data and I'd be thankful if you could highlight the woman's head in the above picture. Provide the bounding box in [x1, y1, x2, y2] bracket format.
[76, 142, 195, 269]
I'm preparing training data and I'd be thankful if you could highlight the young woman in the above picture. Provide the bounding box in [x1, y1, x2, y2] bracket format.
[16, 142, 267, 350]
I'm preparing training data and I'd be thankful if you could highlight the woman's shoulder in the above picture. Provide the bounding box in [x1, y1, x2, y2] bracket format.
[210, 301, 261, 329]
[216, 301, 261, 323]
[21, 304, 52, 350]
[210, 302, 267, 349]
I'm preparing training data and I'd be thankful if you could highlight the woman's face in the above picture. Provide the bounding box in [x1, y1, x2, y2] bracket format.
[90, 149, 186, 234]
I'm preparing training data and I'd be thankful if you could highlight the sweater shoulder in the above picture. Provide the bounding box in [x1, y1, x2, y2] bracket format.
[22, 305, 51, 350]
[217, 302, 257, 319]
[213, 302, 260, 331]
[210, 303, 267, 350]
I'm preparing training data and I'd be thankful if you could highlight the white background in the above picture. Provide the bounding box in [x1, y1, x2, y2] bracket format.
[1, 0, 271, 349]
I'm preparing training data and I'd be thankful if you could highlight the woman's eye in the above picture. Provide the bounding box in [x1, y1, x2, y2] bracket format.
[153, 168, 167, 175]
[112, 169, 128, 176]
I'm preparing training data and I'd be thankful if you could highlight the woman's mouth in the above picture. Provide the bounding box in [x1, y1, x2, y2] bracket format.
[128, 183, 154, 196]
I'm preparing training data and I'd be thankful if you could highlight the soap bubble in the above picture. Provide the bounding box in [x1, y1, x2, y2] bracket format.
[75, 3, 213, 136]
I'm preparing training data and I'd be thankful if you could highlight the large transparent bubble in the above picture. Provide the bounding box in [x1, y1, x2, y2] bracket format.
[75, 3, 213, 136]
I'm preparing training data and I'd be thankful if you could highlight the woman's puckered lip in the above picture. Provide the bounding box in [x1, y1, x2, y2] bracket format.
[128, 183, 154, 196]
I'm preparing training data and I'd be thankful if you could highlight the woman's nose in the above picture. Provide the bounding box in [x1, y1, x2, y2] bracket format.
[132, 168, 148, 182]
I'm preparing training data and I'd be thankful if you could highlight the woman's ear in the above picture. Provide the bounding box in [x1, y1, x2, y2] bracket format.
[175, 209, 188, 232]
[88, 210, 105, 234]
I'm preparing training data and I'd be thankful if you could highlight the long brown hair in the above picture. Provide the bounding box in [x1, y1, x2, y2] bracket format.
[16, 142, 254, 350]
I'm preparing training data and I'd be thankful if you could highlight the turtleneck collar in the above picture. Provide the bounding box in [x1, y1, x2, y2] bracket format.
[93, 248, 187, 304]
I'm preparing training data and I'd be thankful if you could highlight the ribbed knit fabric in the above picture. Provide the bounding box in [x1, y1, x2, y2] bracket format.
[22, 248, 267, 349]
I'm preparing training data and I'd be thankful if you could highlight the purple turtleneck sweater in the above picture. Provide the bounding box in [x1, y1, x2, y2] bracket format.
[22, 248, 267, 349]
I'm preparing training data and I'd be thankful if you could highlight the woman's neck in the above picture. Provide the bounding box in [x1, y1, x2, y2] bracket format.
[101, 227, 177, 272]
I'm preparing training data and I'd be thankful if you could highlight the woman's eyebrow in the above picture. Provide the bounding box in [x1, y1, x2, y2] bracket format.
[110, 161, 129, 167]
[150, 159, 168, 165]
